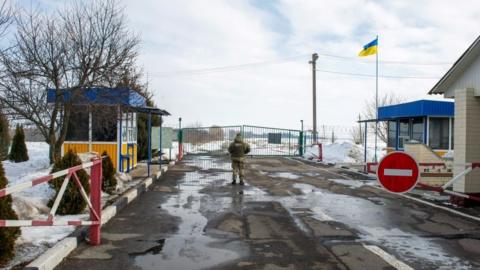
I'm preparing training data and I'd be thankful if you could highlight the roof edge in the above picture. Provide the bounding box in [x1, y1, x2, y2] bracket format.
[429, 35, 480, 95]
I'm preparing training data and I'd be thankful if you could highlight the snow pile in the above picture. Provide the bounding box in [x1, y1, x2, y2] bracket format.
[3, 142, 53, 218]
[304, 141, 365, 164]
[182, 140, 227, 154]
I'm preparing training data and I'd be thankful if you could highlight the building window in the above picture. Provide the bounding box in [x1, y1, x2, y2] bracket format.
[451, 119, 454, 150]
[66, 106, 89, 141]
[121, 112, 137, 143]
[92, 106, 117, 141]
[411, 118, 424, 143]
[429, 118, 449, 149]
[398, 119, 410, 149]
[387, 121, 397, 148]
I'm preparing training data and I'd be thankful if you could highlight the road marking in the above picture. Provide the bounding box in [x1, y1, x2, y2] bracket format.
[363, 244, 414, 270]
[384, 169, 412, 177]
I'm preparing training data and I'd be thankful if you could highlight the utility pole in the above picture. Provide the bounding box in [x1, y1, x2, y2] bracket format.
[309, 53, 319, 143]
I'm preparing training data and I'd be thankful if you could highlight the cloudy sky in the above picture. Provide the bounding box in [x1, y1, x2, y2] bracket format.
[30, 0, 480, 129]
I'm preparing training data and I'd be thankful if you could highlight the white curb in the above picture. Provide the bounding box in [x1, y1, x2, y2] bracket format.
[25, 162, 175, 270]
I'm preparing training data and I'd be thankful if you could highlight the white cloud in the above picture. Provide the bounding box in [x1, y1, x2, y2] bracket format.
[118, 0, 477, 129]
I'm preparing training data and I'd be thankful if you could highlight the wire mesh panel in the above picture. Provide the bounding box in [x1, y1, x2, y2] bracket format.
[182, 126, 242, 155]
[242, 125, 301, 156]
[181, 125, 302, 157]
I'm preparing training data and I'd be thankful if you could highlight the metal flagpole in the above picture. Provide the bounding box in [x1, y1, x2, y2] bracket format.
[374, 35, 379, 163]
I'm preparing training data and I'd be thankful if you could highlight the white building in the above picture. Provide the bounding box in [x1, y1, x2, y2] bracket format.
[429, 35, 480, 194]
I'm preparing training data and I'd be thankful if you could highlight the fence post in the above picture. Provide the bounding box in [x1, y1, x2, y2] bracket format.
[299, 131, 304, 156]
[89, 157, 102, 245]
[178, 131, 183, 160]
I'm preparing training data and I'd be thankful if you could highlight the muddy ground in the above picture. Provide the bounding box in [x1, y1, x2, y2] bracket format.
[56, 156, 480, 270]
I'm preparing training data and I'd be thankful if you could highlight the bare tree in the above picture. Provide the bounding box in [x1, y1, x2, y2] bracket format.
[350, 114, 364, 145]
[0, 0, 140, 163]
[361, 93, 404, 143]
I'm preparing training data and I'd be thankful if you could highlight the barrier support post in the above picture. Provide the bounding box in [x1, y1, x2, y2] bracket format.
[89, 157, 102, 245]
[318, 143, 323, 162]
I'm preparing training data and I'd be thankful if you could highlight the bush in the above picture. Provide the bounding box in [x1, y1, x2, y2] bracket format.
[48, 150, 90, 215]
[0, 162, 21, 266]
[101, 151, 117, 194]
[9, 125, 28, 163]
[0, 111, 9, 161]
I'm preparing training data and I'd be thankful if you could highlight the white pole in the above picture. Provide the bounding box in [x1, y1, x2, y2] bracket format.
[374, 35, 379, 162]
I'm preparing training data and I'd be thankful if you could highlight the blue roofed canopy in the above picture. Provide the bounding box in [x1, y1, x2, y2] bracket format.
[47, 87, 147, 108]
[378, 99, 454, 120]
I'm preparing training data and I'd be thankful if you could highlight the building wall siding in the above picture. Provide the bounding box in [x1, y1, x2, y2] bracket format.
[446, 56, 480, 98]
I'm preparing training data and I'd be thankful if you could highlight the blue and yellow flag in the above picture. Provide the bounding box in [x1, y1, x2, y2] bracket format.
[358, 38, 378, 57]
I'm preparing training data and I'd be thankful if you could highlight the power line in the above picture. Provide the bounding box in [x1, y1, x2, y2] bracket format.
[148, 52, 450, 79]
[315, 52, 452, 66]
[315, 68, 439, 79]
[149, 54, 309, 77]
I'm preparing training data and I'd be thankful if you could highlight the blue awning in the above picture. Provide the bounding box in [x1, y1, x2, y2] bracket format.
[378, 100, 454, 120]
[47, 87, 146, 108]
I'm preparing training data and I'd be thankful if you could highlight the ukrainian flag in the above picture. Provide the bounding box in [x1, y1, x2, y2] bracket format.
[358, 38, 378, 57]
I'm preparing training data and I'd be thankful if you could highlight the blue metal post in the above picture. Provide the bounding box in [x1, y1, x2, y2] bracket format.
[119, 108, 123, 172]
[159, 116, 163, 169]
[424, 116, 428, 145]
[147, 113, 152, 177]
[396, 120, 400, 150]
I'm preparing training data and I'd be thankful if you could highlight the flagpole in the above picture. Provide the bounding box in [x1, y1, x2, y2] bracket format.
[374, 35, 379, 163]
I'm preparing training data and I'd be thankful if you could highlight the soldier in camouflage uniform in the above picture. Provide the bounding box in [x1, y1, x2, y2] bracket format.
[228, 133, 251, 185]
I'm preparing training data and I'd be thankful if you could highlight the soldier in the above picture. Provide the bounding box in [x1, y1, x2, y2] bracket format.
[228, 133, 251, 185]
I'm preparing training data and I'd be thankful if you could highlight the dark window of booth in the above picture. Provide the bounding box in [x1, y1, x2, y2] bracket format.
[387, 121, 396, 148]
[429, 118, 449, 150]
[66, 107, 89, 141]
[92, 107, 117, 141]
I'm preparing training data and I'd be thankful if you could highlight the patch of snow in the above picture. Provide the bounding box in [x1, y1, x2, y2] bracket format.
[304, 140, 386, 164]
[329, 179, 366, 188]
[3, 142, 53, 217]
[260, 171, 301, 180]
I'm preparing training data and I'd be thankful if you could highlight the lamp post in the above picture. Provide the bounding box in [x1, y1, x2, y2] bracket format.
[309, 53, 319, 143]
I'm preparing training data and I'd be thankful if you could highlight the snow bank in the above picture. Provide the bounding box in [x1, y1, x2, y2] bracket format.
[3, 142, 53, 218]
[304, 140, 383, 164]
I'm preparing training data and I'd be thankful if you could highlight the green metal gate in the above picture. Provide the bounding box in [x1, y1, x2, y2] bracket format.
[180, 125, 304, 157]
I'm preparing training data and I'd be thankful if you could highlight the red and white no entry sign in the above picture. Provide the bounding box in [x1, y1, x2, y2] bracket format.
[377, 152, 419, 193]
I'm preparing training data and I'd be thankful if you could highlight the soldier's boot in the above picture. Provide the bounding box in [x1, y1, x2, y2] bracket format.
[231, 174, 237, 185]
[239, 177, 245, 186]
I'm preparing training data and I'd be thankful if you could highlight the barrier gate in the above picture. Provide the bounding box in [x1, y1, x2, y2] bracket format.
[0, 157, 103, 245]
[179, 125, 304, 157]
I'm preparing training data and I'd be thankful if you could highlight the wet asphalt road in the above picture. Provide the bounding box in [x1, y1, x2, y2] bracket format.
[56, 156, 480, 270]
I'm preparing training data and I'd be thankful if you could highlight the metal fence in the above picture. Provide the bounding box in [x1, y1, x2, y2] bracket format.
[179, 125, 303, 157]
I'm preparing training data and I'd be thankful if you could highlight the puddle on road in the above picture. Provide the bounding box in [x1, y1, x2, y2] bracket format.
[132, 158, 248, 270]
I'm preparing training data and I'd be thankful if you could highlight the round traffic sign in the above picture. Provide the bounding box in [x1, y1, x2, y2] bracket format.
[377, 152, 419, 193]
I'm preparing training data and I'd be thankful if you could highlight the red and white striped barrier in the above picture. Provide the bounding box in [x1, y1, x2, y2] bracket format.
[417, 162, 480, 202]
[0, 157, 103, 245]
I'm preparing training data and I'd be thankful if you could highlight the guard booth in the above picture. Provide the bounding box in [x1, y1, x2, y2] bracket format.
[360, 99, 454, 160]
[47, 88, 170, 172]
